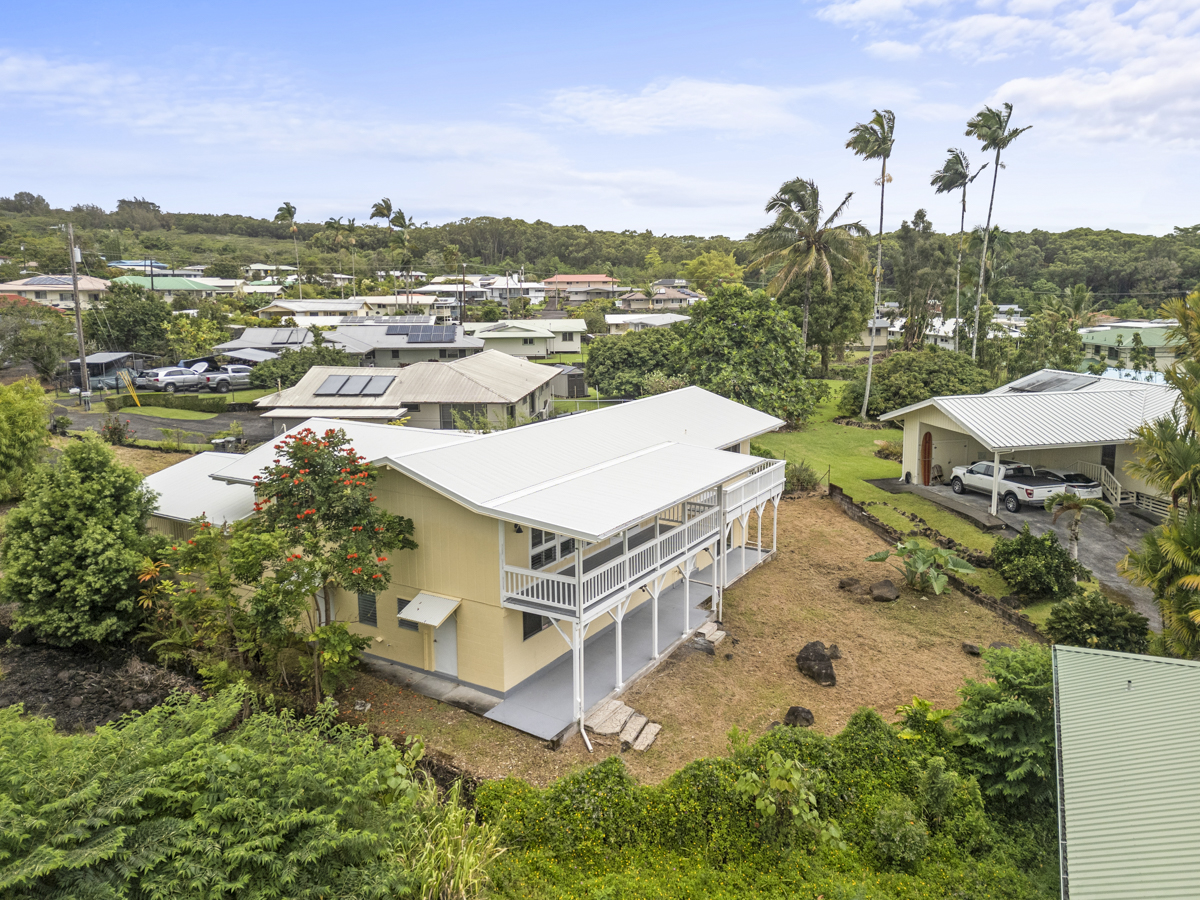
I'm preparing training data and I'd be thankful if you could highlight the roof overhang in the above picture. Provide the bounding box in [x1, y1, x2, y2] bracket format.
[399, 592, 460, 627]
[261, 407, 407, 419]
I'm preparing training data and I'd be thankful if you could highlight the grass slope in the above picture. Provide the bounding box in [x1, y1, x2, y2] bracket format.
[126, 407, 217, 421]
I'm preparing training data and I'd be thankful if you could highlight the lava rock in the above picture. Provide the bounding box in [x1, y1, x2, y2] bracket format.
[989, 641, 1015, 651]
[870, 579, 900, 602]
[827, 644, 842, 660]
[796, 641, 837, 687]
[56, 669, 74, 682]
[11, 625, 36, 646]
[962, 642, 982, 656]
[135, 692, 152, 708]
[120, 698, 135, 713]
[783, 706, 815, 727]
[67, 696, 83, 709]
[1000, 594, 1024, 609]
[838, 577, 861, 592]
[0, 622, 11, 642]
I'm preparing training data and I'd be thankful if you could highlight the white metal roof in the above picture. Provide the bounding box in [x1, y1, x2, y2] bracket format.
[399, 592, 460, 627]
[261, 406, 407, 419]
[605, 313, 690, 327]
[882, 385, 1179, 452]
[145, 452, 257, 524]
[211, 419, 477, 485]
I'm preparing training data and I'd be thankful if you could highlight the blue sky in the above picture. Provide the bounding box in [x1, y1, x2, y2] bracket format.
[2, 0, 1196, 238]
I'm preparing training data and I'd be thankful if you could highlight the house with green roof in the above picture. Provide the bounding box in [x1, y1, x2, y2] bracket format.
[1078, 320, 1182, 371]
[112, 275, 220, 302]
[1053, 645, 1200, 899]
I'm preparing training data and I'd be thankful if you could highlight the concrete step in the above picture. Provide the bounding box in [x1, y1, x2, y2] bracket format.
[619, 713, 648, 747]
[584, 699, 623, 730]
[698, 622, 718, 639]
[632, 722, 661, 751]
[709, 630, 726, 646]
[591, 703, 635, 736]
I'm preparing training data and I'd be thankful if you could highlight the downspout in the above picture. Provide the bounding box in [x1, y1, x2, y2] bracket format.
[990, 450, 1002, 516]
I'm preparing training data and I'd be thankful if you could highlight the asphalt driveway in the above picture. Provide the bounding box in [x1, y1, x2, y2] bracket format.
[922, 484, 1160, 628]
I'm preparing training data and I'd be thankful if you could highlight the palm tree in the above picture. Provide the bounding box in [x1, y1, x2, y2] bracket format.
[1044, 283, 1098, 330]
[749, 177, 868, 349]
[845, 110, 895, 417]
[1044, 492, 1114, 569]
[930, 149, 987, 352]
[965, 103, 1031, 361]
[965, 225, 1014, 342]
[370, 198, 394, 228]
[1126, 411, 1200, 507]
[345, 218, 359, 287]
[274, 202, 301, 297]
[1120, 508, 1200, 658]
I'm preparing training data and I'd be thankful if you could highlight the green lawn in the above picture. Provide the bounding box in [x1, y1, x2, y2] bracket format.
[533, 346, 589, 366]
[127, 407, 218, 421]
[552, 387, 622, 414]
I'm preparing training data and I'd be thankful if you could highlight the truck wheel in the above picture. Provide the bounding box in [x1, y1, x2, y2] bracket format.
[951, 477, 964, 494]
[1004, 493, 1021, 513]
[217, 381, 230, 393]
[165, 384, 176, 394]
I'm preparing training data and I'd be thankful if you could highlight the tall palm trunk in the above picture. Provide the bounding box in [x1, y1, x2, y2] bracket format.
[954, 185, 966, 353]
[859, 157, 887, 418]
[971, 148, 1002, 360]
[802, 269, 812, 348]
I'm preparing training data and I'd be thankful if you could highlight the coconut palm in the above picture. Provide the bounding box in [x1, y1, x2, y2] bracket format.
[930, 149, 987, 352]
[274, 202, 302, 296]
[846, 110, 895, 417]
[749, 177, 868, 349]
[965, 225, 1014, 336]
[1126, 412, 1200, 508]
[1044, 492, 1114, 570]
[1044, 283, 1098, 330]
[370, 198, 394, 228]
[965, 103, 1031, 361]
[1120, 508, 1200, 658]
[344, 218, 359, 285]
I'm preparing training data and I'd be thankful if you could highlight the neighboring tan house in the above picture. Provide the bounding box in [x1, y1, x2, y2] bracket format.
[462, 319, 586, 357]
[145, 452, 257, 541]
[606, 313, 689, 335]
[857, 317, 890, 349]
[617, 287, 697, 311]
[253, 349, 557, 433]
[202, 386, 785, 740]
[0, 274, 109, 310]
[543, 274, 616, 305]
[256, 299, 371, 318]
[880, 368, 1177, 515]
[214, 319, 483, 364]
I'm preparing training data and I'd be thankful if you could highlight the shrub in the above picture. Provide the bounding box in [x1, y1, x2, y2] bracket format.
[876, 439, 903, 460]
[784, 459, 820, 493]
[105, 393, 229, 413]
[640, 370, 688, 396]
[839, 348, 992, 418]
[586, 328, 680, 398]
[100, 414, 136, 444]
[1046, 591, 1150, 653]
[867, 539, 976, 595]
[0, 377, 52, 499]
[748, 441, 777, 460]
[249, 342, 352, 389]
[870, 797, 929, 869]
[991, 525, 1086, 599]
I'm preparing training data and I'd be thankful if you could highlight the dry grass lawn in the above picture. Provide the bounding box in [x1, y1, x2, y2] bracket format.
[48, 436, 192, 477]
[339, 494, 1030, 788]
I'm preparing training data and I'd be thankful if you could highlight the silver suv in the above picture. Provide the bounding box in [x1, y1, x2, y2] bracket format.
[204, 365, 253, 393]
[140, 366, 205, 393]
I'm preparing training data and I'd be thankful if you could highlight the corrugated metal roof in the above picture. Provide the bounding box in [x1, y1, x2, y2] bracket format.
[261, 407, 407, 419]
[882, 383, 1178, 451]
[988, 369, 1150, 395]
[210, 419, 478, 485]
[1054, 646, 1200, 900]
[145, 452, 256, 524]
[113, 276, 214, 291]
[605, 313, 690, 327]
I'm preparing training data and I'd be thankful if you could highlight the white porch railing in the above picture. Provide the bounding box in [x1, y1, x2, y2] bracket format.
[1074, 460, 1134, 506]
[724, 459, 786, 520]
[1134, 492, 1171, 518]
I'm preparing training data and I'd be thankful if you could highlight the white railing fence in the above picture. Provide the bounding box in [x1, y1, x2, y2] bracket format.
[725, 459, 786, 518]
[1074, 460, 1130, 506]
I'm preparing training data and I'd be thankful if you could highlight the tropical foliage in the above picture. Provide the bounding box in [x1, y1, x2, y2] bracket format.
[991, 525, 1085, 601]
[839, 347, 991, 418]
[1045, 592, 1150, 654]
[866, 539, 976, 595]
[1043, 492, 1114, 566]
[0, 377, 52, 499]
[248, 340, 352, 389]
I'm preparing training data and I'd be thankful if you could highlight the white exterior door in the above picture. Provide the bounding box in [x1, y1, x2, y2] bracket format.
[434, 614, 458, 678]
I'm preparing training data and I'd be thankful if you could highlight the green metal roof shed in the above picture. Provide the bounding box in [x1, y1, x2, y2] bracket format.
[1053, 645, 1200, 899]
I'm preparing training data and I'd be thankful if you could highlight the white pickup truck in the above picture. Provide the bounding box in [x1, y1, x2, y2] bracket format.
[949, 460, 1062, 513]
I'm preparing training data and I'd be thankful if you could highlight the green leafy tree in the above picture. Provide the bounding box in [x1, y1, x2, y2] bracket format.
[680, 250, 744, 293]
[165, 314, 227, 360]
[954, 643, 1056, 807]
[1125, 411, 1200, 508]
[676, 285, 828, 427]
[274, 201, 302, 279]
[782, 265, 871, 375]
[1120, 508, 1200, 658]
[1043, 492, 1114, 567]
[0, 377, 52, 499]
[586, 327, 681, 397]
[965, 103, 1032, 360]
[931, 148, 988, 352]
[839, 348, 991, 418]
[991, 524, 1084, 599]
[1010, 309, 1084, 376]
[240, 426, 418, 701]
[0, 300, 75, 379]
[203, 260, 241, 279]
[1046, 592, 1150, 654]
[846, 109, 896, 416]
[83, 282, 173, 354]
[1, 434, 159, 645]
[571, 296, 614, 334]
[249, 341, 351, 389]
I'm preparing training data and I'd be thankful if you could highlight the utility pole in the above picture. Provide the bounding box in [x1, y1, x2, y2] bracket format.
[66, 223, 91, 411]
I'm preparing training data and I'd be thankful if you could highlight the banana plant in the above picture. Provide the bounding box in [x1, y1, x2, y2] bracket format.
[866, 539, 976, 595]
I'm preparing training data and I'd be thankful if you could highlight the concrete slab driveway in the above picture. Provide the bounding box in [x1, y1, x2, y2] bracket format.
[921, 484, 1161, 628]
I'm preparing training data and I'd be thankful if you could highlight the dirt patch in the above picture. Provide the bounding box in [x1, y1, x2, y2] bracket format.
[0, 642, 200, 731]
[340, 495, 1028, 788]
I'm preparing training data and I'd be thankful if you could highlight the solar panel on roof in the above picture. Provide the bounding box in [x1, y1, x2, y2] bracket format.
[315, 375, 349, 395]
[385, 324, 415, 336]
[361, 375, 395, 396]
[409, 326, 457, 344]
[24, 275, 71, 286]
[340, 375, 371, 395]
[271, 328, 304, 344]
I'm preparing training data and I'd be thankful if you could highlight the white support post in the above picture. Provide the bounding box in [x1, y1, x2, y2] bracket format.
[682, 559, 691, 638]
[990, 450, 1002, 516]
[614, 597, 627, 689]
[772, 498, 778, 553]
[571, 621, 581, 720]
[498, 519, 506, 599]
[756, 503, 764, 559]
[651, 577, 661, 658]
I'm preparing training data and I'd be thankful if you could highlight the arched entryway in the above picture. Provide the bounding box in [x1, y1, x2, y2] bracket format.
[920, 431, 933, 485]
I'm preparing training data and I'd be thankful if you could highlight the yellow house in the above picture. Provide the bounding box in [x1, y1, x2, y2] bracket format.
[203, 387, 785, 741]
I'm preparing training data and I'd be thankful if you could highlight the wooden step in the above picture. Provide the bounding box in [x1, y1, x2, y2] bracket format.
[591, 704, 635, 735]
[632, 722, 661, 751]
[619, 713, 648, 747]
[709, 630, 726, 646]
[698, 622, 718, 639]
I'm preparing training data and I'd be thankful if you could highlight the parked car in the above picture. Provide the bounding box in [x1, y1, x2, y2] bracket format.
[949, 459, 1062, 513]
[139, 366, 206, 393]
[1034, 468, 1104, 500]
[204, 365, 253, 393]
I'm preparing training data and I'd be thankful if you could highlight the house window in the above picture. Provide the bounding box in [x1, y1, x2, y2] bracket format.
[528, 393, 536, 414]
[522, 338, 534, 345]
[357, 591, 377, 627]
[507, 405, 515, 419]
[391, 349, 400, 359]
[1093, 344, 1102, 356]
[404, 403, 420, 412]
[439, 349, 448, 358]
[562, 332, 575, 342]
[34, 291, 46, 300]
[522, 612, 550, 640]
[531, 528, 547, 548]
[1177, 346, 1187, 359]
[396, 598, 418, 632]
[531, 545, 557, 570]
[1107, 347, 1118, 360]
[560, 537, 576, 556]
[1146, 346, 1156, 358]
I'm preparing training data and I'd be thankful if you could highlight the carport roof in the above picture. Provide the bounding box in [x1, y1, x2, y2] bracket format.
[881, 385, 1178, 452]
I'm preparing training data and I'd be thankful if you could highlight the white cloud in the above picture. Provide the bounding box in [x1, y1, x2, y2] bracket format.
[865, 40, 923, 60]
[543, 78, 805, 136]
[816, 0, 948, 26]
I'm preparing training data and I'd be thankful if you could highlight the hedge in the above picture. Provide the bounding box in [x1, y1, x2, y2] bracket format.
[104, 393, 229, 413]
